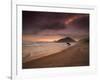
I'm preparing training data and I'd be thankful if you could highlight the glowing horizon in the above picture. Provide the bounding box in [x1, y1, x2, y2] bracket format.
[23, 35, 65, 42]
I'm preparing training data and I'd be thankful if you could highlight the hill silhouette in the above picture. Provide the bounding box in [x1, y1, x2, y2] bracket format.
[56, 37, 76, 43]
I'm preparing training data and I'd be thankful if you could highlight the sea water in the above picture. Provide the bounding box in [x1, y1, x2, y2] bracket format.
[22, 42, 70, 63]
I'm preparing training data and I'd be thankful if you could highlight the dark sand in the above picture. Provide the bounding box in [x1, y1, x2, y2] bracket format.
[23, 40, 89, 69]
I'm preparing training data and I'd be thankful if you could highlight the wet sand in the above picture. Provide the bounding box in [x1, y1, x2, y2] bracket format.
[23, 41, 89, 69]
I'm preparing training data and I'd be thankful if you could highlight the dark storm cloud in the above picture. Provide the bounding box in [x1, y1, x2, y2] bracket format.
[69, 15, 89, 30]
[22, 11, 69, 32]
[42, 22, 66, 30]
[22, 11, 89, 34]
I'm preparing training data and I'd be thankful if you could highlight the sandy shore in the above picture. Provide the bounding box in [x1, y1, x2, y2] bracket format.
[23, 40, 89, 69]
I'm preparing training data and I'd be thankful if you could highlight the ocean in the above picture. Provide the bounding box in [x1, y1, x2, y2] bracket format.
[22, 42, 70, 63]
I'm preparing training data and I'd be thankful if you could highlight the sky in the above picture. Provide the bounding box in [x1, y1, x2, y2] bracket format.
[22, 11, 89, 42]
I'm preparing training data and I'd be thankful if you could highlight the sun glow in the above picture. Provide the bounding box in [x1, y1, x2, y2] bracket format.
[23, 34, 64, 42]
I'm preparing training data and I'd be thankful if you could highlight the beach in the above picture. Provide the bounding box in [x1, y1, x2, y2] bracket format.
[23, 39, 89, 69]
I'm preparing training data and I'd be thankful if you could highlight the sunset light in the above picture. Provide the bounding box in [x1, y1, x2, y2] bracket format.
[23, 35, 65, 42]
